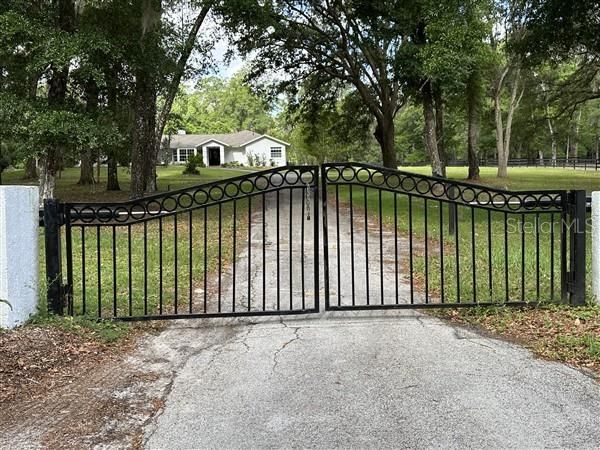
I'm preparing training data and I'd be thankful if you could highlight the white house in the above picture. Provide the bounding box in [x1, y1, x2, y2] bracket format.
[163, 130, 289, 167]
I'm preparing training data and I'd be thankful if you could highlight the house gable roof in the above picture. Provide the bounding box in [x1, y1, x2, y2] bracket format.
[164, 130, 276, 149]
[241, 134, 291, 147]
[164, 130, 291, 149]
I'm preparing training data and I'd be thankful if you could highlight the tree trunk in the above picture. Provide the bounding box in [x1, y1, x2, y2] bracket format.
[433, 85, 447, 173]
[106, 156, 120, 191]
[40, 66, 69, 200]
[39, 0, 75, 200]
[78, 151, 95, 185]
[23, 157, 38, 179]
[130, 0, 161, 198]
[548, 117, 557, 164]
[502, 68, 523, 172]
[78, 79, 99, 185]
[466, 72, 480, 180]
[373, 108, 397, 169]
[39, 156, 56, 201]
[154, 5, 211, 150]
[422, 81, 444, 177]
[130, 69, 157, 199]
[573, 108, 582, 158]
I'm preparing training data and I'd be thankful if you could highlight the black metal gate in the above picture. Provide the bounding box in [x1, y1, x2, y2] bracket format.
[320, 163, 587, 310]
[43, 163, 587, 320]
[44, 166, 320, 320]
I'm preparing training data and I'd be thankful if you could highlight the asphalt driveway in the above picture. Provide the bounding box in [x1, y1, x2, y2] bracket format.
[143, 311, 600, 449]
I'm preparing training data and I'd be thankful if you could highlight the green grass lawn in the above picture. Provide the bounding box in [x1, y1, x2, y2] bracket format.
[2, 165, 254, 202]
[400, 166, 600, 192]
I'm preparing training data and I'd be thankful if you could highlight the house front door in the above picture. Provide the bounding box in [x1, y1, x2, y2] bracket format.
[208, 147, 221, 166]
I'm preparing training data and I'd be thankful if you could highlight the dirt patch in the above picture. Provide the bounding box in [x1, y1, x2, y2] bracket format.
[0, 326, 120, 404]
[434, 306, 600, 376]
[0, 323, 169, 449]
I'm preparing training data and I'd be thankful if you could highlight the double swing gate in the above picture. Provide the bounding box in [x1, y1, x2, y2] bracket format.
[43, 163, 587, 321]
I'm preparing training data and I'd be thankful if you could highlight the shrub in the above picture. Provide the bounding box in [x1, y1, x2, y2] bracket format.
[183, 155, 204, 175]
[222, 161, 243, 168]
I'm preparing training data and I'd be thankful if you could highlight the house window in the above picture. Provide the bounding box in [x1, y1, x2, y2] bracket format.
[171, 149, 178, 163]
[270, 147, 282, 159]
[178, 148, 195, 162]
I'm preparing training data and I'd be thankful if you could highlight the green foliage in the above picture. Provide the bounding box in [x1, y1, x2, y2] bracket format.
[246, 152, 268, 167]
[182, 154, 205, 175]
[166, 73, 277, 135]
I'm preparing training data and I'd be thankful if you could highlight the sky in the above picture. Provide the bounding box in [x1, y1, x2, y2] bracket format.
[202, 12, 246, 78]
[211, 34, 245, 77]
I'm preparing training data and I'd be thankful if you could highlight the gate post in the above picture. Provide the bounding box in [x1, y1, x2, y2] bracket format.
[568, 190, 587, 306]
[43, 199, 65, 315]
[592, 192, 600, 303]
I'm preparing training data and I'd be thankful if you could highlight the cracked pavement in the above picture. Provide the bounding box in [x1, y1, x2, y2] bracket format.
[141, 189, 600, 449]
[143, 312, 600, 449]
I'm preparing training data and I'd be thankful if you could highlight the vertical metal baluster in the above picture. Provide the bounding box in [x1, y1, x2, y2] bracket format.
[174, 214, 178, 315]
[364, 186, 370, 305]
[454, 203, 460, 303]
[81, 227, 86, 315]
[394, 193, 398, 305]
[439, 200, 445, 303]
[276, 190, 280, 310]
[248, 196, 252, 312]
[408, 195, 414, 304]
[335, 184, 341, 307]
[471, 207, 477, 303]
[289, 188, 293, 310]
[65, 213, 74, 315]
[521, 213, 525, 302]
[488, 210, 493, 301]
[144, 221, 148, 316]
[313, 167, 320, 312]
[112, 226, 117, 317]
[218, 203, 222, 313]
[301, 186, 306, 310]
[550, 212, 555, 301]
[349, 185, 355, 306]
[424, 198, 429, 303]
[97, 225, 101, 318]
[378, 190, 384, 305]
[189, 210, 193, 314]
[262, 192, 266, 311]
[203, 208, 207, 313]
[560, 196, 568, 302]
[128, 224, 132, 317]
[232, 200, 236, 312]
[504, 212, 509, 302]
[159, 217, 163, 315]
[536, 213, 540, 301]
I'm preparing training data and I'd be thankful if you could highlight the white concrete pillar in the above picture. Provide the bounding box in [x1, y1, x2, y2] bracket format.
[0, 186, 39, 328]
[593, 192, 600, 304]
